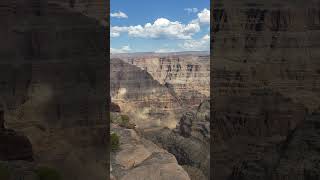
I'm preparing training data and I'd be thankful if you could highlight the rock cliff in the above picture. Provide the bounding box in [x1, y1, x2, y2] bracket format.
[141, 100, 210, 179]
[111, 58, 183, 128]
[1, 1, 107, 179]
[110, 54, 210, 179]
[212, 0, 320, 179]
[118, 53, 210, 107]
[110, 54, 210, 129]
[110, 113, 190, 180]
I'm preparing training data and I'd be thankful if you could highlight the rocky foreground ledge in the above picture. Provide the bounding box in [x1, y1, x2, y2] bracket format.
[110, 122, 190, 180]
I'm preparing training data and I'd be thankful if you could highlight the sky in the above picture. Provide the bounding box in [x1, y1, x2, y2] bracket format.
[110, 0, 210, 53]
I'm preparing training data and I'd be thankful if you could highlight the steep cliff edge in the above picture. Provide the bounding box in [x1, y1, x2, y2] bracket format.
[110, 112, 190, 180]
[141, 100, 210, 179]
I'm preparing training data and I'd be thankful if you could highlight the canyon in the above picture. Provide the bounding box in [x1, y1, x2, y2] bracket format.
[110, 52, 210, 179]
[110, 52, 209, 128]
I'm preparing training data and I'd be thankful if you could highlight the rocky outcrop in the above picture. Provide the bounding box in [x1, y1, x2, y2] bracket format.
[177, 112, 194, 138]
[212, 0, 320, 179]
[111, 102, 121, 112]
[141, 100, 210, 179]
[0, 108, 33, 162]
[111, 122, 190, 180]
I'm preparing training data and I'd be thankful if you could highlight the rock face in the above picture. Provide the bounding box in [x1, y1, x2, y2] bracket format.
[110, 54, 210, 129]
[111, 102, 121, 112]
[0, 160, 37, 180]
[227, 113, 320, 180]
[212, 0, 320, 179]
[0, 100, 33, 162]
[0, 129, 33, 162]
[121, 54, 210, 108]
[110, 122, 190, 180]
[177, 112, 194, 138]
[1, 1, 107, 179]
[111, 58, 182, 128]
[49, 0, 107, 25]
[142, 100, 210, 179]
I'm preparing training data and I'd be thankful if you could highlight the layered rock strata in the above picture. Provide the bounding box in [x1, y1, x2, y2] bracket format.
[141, 100, 210, 179]
[120, 54, 210, 109]
[110, 58, 182, 128]
[1, 1, 107, 179]
[110, 54, 210, 129]
[212, 0, 320, 179]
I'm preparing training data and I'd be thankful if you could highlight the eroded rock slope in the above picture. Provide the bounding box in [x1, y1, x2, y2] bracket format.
[110, 113, 190, 180]
[141, 100, 210, 179]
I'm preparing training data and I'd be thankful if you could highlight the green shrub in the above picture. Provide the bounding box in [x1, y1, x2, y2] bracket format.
[111, 132, 120, 151]
[119, 114, 135, 129]
[0, 163, 10, 180]
[34, 167, 61, 180]
[120, 115, 129, 124]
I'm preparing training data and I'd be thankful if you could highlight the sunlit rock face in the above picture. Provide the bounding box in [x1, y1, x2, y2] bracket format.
[110, 53, 210, 129]
[121, 54, 210, 108]
[110, 122, 191, 180]
[1, 1, 107, 179]
[212, 0, 320, 179]
[110, 58, 182, 129]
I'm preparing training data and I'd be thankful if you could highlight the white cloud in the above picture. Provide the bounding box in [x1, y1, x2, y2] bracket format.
[110, 45, 132, 54]
[184, 8, 198, 13]
[197, 8, 210, 24]
[110, 26, 128, 37]
[110, 11, 128, 19]
[154, 48, 177, 53]
[110, 18, 200, 39]
[179, 34, 210, 51]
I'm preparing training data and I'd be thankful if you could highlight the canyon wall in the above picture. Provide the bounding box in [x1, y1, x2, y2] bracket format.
[212, 0, 320, 179]
[110, 54, 210, 179]
[48, 0, 107, 25]
[124, 54, 210, 109]
[142, 100, 210, 179]
[110, 58, 182, 128]
[1, 1, 107, 179]
[110, 54, 210, 129]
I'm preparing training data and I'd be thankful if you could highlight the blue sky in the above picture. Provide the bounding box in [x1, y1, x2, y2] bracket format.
[110, 0, 210, 53]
